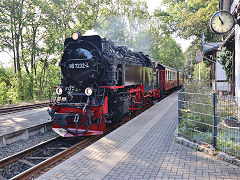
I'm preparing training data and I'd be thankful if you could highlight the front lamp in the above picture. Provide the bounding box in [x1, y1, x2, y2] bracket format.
[72, 32, 82, 40]
[56, 87, 63, 96]
[85, 87, 93, 96]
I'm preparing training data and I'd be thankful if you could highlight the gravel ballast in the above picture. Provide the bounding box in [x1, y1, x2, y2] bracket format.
[0, 131, 58, 160]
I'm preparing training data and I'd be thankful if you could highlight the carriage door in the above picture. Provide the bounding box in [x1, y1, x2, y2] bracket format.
[159, 70, 164, 90]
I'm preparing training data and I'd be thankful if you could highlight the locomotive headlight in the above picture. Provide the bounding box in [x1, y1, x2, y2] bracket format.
[85, 87, 93, 96]
[56, 87, 63, 96]
[72, 32, 79, 40]
[72, 32, 81, 40]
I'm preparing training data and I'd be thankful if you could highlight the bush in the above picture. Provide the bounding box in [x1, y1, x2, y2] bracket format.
[0, 81, 8, 105]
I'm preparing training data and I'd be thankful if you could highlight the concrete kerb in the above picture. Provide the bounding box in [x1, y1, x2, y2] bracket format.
[0, 122, 52, 147]
[174, 136, 240, 167]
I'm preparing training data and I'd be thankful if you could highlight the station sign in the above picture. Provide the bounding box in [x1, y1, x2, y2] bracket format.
[196, 48, 203, 63]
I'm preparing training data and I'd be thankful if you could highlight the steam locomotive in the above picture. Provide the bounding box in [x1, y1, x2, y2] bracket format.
[48, 32, 184, 137]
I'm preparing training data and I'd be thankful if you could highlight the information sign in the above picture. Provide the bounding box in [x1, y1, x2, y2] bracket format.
[196, 48, 203, 63]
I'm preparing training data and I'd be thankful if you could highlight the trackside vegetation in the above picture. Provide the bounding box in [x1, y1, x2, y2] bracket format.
[0, 0, 185, 105]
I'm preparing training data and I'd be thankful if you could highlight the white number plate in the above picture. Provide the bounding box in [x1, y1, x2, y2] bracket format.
[69, 62, 89, 69]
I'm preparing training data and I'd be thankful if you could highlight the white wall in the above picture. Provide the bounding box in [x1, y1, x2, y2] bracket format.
[216, 61, 227, 80]
[216, 61, 230, 91]
[235, 24, 240, 98]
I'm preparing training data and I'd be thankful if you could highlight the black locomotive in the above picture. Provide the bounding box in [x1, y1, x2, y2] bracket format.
[61, 32, 155, 89]
[49, 32, 166, 137]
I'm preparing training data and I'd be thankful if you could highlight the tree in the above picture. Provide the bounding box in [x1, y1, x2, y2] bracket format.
[156, 0, 219, 42]
[193, 61, 210, 82]
[94, 0, 184, 69]
[183, 45, 195, 77]
[134, 27, 184, 69]
[154, 0, 219, 77]
[0, 0, 186, 105]
[95, 0, 149, 46]
[0, 0, 27, 79]
[0, 65, 11, 86]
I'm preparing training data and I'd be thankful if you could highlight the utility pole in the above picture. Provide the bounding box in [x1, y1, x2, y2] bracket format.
[199, 63, 201, 81]
[196, 48, 203, 81]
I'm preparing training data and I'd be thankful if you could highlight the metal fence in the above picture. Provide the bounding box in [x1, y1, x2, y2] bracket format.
[178, 89, 240, 157]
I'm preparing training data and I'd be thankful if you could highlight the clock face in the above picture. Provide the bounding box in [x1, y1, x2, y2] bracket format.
[210, 11, 235, 34]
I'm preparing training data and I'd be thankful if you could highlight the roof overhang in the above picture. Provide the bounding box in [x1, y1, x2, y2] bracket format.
[203, 42, 222, 55]
[221, 29, 235, 49]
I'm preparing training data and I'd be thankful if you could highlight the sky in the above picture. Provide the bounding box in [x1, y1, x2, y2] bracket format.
[0, 0, 192, 67]
[146, 0, 164, 12]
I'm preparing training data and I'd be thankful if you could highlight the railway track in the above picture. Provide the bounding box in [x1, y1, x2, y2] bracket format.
[0, 102, 151, 180]
[0, 136, 99, 180]
[0, 102, 49, 115]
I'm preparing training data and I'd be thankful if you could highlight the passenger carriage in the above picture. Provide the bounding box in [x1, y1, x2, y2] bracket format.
[156, 63, 178, 92]
[177, 71, 184, 87]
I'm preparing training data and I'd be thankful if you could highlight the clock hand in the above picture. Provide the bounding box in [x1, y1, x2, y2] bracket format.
[218, 16, 224, 24]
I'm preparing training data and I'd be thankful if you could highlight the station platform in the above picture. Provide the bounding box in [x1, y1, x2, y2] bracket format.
[0, 107, 50, 146]
[0, 107, 49, 136]
[38, 92, 240, 180]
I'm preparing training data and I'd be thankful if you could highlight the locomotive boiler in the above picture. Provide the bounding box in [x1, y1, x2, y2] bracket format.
[48, 32, 167, 137]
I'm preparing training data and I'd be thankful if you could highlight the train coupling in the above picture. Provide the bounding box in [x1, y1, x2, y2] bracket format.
[105, 120, 112, 124]
[73, 114, 80, 123]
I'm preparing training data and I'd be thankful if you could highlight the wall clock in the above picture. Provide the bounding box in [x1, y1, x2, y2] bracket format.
[210, 11, 235, 34]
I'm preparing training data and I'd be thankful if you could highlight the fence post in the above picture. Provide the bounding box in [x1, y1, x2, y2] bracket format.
[212, 93, 217, 148]
[178, 88, 183, 124]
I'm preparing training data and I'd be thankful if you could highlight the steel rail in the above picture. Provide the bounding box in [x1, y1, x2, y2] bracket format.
[0, 102, 49, 114]
[0, 136, 60, 167]
[10, 136, 100, 180]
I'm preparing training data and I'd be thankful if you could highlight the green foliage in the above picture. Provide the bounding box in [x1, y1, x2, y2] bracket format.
[184, 80, 212, 94]
[219, 49, 232, 82]
[0, 81, 8, 104]
[0, 65, 60, 105]
[0, 0, 94, 104]
[156, 0, 220, 79]
[95, 0, 150, 46]
[179, 88, 240, 157]
[0, 66, 10, 86]
[0, 0, 185, 105]
[132, 28, 184, 69]
[183, 45, 195, 77]
[158, 0, 219, 41]
[178, 94, 213, 144]
[96, 1, 184, 70]
[178, 82, 214, 143]
[217, 129, 240, 156]
[193, 62, 211, 83]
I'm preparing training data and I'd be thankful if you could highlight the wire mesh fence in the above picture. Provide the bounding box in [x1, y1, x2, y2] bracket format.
[178, 89, 240, 157]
